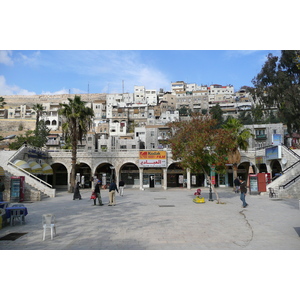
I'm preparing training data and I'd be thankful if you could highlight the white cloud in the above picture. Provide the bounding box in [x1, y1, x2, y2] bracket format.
[17, 51, 41, 67]
[0, 50, 14, 66]
[73, 51, 170, 92]
[0, 75, 36, 95]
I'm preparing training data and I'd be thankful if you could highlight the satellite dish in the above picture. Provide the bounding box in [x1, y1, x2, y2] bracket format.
[282, 158, 287, 165]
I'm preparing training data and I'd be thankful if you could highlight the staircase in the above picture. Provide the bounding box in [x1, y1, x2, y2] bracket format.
[267, 144, 300, 198]
[0, 146, 56, 199]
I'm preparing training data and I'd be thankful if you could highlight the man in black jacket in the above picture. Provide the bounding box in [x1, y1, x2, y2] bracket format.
[239, 179, 248, 208]
[108, 180, 119, 206]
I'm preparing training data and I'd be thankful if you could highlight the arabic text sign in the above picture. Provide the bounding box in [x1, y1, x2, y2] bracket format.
[139, 151, 167, 167]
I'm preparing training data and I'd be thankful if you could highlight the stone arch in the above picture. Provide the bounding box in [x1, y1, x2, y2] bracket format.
[51, 162, 68, 189]
[119, 162, 139, 187]
[94, 162, 115, 188]
[270, 159, 282, 179]
[167, 163, 185, 187]
[237, 162, 249, 181]
[75, 162, 92, 188]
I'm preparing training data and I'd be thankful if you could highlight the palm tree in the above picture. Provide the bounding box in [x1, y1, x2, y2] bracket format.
[59, 95, 94, 192]
[32, 104, 45, 131]
[0, 97, 7, 108]
[222, 117, 253, 179]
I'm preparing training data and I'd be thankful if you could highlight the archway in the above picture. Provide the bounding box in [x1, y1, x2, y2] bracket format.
[167, 163, 185, 187]
[51, 163, 68, 189]
[120, 163, 139, 187]
[95, 163, 115, 188]
[257, 163, 268, 173]
[237, 162, 249, 181]
[270, 160, 282, 179]
[75, 162, 92, 188]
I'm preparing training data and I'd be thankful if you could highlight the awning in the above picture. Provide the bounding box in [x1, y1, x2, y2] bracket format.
[28, 160, 43, 174]
[0, 166, 5, 176]
[13, 160, 31, 171]
[41, 163, 53, 175]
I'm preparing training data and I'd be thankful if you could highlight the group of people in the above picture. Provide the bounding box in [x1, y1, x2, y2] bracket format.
[73, 178, 125, 206]
[234, 177, 248, 208]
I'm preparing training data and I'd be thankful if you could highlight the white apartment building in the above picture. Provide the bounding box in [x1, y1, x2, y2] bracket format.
[41, 102, 61, 131]
[134, 86, 157, 106]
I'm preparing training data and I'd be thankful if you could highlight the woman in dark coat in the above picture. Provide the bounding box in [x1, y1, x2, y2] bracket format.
[73, 182, 82, 200]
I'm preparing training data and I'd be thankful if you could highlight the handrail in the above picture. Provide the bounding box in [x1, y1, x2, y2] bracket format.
[279, 173, 300, 189]
[7, 161, 53, 189]
[7, 144, 27, 162]
[282, 160, 300, 174]
[281, 143, 300, 159]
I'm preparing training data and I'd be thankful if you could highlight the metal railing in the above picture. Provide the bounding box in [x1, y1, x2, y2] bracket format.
[7, 161, 53, 189]
[279, 173, 300, 189]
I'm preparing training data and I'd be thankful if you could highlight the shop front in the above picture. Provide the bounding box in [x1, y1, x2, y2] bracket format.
[139, 150, 166, 188]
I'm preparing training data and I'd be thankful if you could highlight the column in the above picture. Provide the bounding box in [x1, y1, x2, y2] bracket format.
[163, 168, 167, 190]
[186, 168, 191, 189]
[139, 168, 144, 190]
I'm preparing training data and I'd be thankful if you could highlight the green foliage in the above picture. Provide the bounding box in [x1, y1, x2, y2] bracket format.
[58, 95, 94, 191]
[9, 120, 50, 149]
[18, 123, 24, 131]
[178, 106, 192, 116]
[252, 50, 300, 133]
[0, 97, 7, 108]
[32, 104, 45, 131]
[168, 113, 236, 175]
[209, 104, 224, 128]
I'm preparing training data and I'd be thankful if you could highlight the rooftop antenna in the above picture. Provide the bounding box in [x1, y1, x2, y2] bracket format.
[122, 80, 124, 94]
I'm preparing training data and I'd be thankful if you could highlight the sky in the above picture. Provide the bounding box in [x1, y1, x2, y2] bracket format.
[0, 50, 282, 96]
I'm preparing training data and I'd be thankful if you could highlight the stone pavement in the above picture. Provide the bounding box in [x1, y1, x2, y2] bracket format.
[0, 187, 300, 250]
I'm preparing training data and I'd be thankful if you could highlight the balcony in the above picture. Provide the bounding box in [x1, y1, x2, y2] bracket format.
[255, 134, 267, 140]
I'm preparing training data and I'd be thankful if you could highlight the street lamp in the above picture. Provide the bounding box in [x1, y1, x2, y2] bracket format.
[109, 166, 115, 181]
[208, 176, 213, 201]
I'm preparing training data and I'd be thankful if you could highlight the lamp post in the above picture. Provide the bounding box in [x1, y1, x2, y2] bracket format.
[109, 166, 115, 182]
[208, 176, 213, 201]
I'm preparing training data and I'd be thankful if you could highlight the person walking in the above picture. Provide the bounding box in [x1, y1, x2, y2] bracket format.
[108, 180, 119, 206]
[239, 178, 248, 208]
[94, 180, 103, 206]
[234, 177, 241, 193]
[0, 178, 5, 201]
[73, 182, 82, 200]
[119, 179, 125, 196]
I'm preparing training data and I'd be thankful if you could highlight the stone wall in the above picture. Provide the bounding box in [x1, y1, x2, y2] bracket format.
[2, 93, 107, 107]
[0, 119, 35, 133]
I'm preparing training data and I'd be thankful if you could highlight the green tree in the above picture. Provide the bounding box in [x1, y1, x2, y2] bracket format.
[222, 117, 253, 179]
[237, 110, 253, 125]
[209, 104, 223, 128]
[0, 97, 7, 108]
[167, 113, 236, 203]
[9, 120, 50, 149]
[32, 104, 45, 131]
[252, 50, 300, 133]
[59, 95, 94, 192]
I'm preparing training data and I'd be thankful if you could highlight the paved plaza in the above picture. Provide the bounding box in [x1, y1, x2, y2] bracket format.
[0, 187, 300, 250]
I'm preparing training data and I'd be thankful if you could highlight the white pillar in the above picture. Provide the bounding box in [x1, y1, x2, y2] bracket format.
[187, 168, 191, 189]
[139, 168, 144, 190]
[163, 168, 167, 190]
